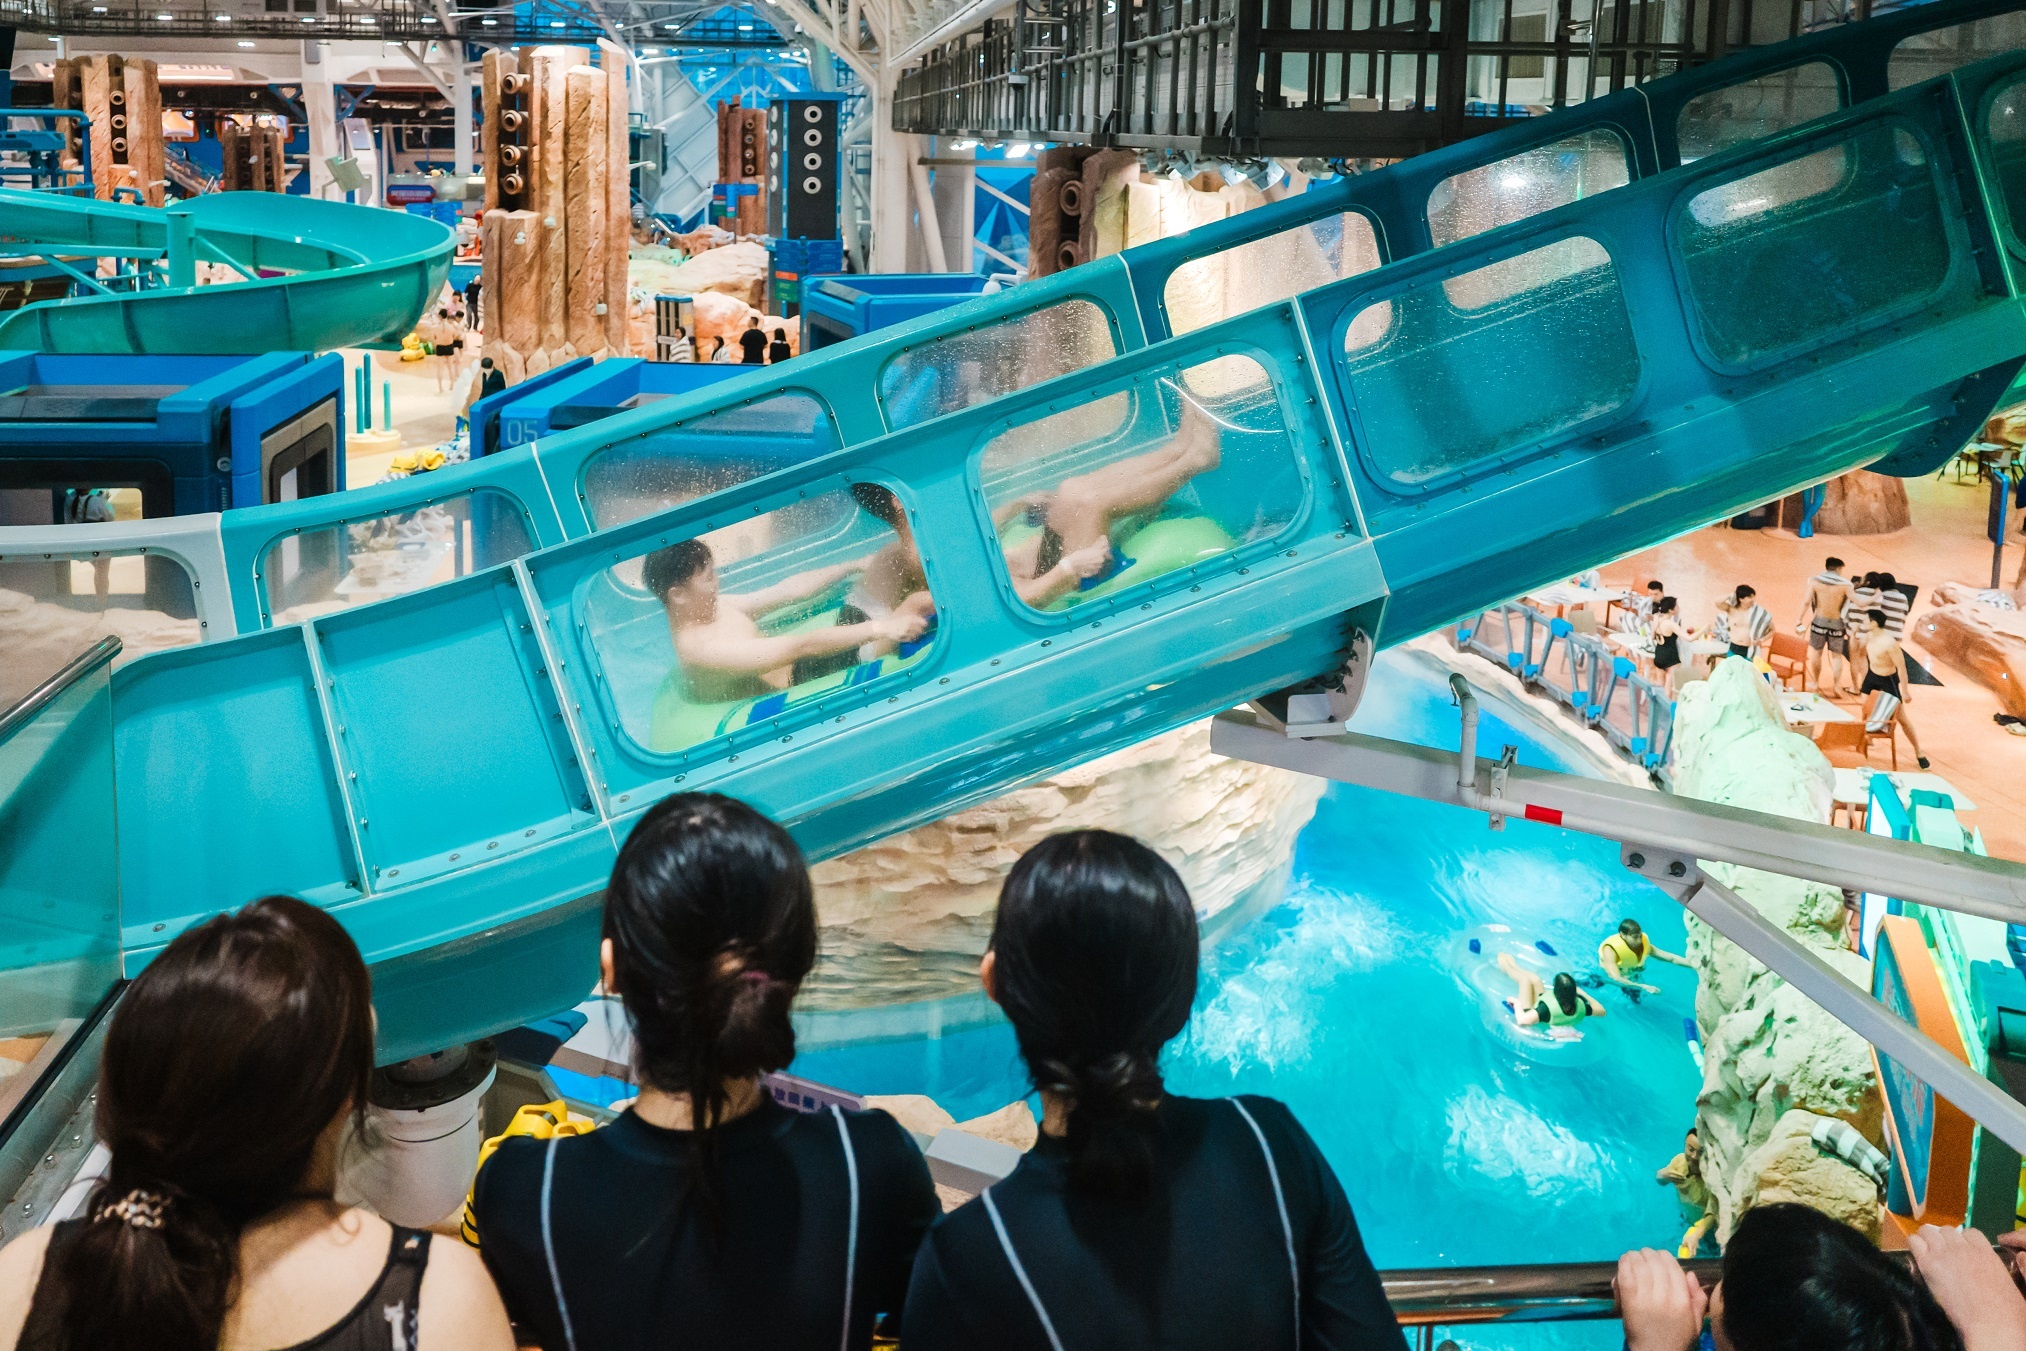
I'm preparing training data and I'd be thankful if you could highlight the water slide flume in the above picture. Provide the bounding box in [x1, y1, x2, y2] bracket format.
[0, 189, 453, 354]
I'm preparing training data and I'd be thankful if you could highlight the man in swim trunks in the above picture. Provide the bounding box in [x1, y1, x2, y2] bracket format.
[642, 538, 930, 703]
[847, 392, 1226, 616]
[1598, 918, 1693, 996]
[1859, 607, 1931, 770]
[1796, 557, 1854, 696]
[1498, 953, 1607, 1029]
[1712, 583, 1772, 661]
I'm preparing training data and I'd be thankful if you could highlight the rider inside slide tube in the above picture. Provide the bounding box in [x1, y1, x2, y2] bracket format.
[1598, 918, 1693, 997]
[1499, 953, 1607, 1031]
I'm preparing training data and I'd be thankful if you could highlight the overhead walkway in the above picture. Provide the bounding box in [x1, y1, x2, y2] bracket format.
[10, 0, 2026, 1060]
[0, 190, 453, 354]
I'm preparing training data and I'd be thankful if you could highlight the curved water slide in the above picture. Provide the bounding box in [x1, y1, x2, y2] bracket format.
[0, 190, 454, 354]
[18, 0, 2026, 1061]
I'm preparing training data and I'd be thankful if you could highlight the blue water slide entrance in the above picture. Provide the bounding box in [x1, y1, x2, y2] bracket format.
[36, 1, 2026, 1058]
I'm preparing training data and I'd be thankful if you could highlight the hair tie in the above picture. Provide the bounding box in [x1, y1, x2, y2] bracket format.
[738, 970, 773, 987]
[94, 1189, 169, 1230]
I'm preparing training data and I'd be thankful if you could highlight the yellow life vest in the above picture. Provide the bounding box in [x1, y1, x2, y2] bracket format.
[458, 1099, 600, 1248]
[1600, 932, 1653, 977]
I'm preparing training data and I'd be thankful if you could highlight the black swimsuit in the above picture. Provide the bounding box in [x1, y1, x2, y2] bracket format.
[21, 1220, 430, 1351]
[1652, 634, 1680, 670]
[1862, 670, 1903, 700]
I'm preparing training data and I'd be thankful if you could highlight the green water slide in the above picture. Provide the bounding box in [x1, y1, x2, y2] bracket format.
[0, 189, 454, 354]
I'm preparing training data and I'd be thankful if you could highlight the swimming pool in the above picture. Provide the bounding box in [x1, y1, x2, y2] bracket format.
[795, 652, 1701, 1347]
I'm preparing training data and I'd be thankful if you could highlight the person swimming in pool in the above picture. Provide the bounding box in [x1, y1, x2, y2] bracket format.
[1598, 917, 1693, 997]
[1498, 952, 1607, 1031]
[642, 538, 931, 703]
[845, 390, 1227, 619]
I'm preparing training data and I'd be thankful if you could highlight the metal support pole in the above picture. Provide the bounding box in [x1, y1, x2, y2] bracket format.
[453, 62, 475, 177]
[164, 212, 195, 289]
[1994, 470, 2012, 591]
[1631, 851, 2026, 1156]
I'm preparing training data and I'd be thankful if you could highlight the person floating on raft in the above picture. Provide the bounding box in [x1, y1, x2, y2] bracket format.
[1498, 952, 1607, 1034]
[844, 386, 1228, 619]
[643, 538, 932, 705]
[1598, 917, 1693, 997]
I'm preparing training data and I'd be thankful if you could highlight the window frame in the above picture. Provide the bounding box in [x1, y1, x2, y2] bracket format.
[872, 296, 1126, 434]
[1332, 227, 1649, 498]
[963, 340, 1317, 622]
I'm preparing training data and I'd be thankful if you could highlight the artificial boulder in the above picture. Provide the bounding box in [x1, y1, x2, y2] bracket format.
[1812, 471, 1912, 535]
[1670, 659, 1884, 1241]
[804, 719, 1325, 1008]
[1920, 584, 2026, 718]
[1734, 1108, 1883, 1239]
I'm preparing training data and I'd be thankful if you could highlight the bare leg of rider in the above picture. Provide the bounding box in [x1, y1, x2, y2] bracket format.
[1042, 399, 1224, 554]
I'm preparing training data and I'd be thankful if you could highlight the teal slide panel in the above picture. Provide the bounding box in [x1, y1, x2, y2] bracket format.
[0, 650, 121, 1037]
[0, 191, 453, 355]
[311, 568, 595, 890]
[113, 628, 358, 951]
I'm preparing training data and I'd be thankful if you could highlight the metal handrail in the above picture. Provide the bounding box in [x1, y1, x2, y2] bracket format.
[1382, 1250, 1930, 1326]
[1383, 1258, 1721, 1325]
[0, 636, 122, 746]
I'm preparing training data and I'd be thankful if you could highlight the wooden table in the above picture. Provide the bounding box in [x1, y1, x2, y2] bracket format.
[1525, 585, 1630, 617]
[1777, 692, 1858, 726]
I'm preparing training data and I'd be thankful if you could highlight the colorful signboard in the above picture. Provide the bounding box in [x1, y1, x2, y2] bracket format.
[1873, 915, 1975, 1226]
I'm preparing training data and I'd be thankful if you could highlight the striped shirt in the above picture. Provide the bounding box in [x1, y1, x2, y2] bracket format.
[1877, 588, 1910, 636]
[1845, 585, 1880, 628]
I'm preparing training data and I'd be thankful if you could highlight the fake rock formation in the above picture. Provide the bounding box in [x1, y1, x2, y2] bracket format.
[1670, 659, 1884, 1241]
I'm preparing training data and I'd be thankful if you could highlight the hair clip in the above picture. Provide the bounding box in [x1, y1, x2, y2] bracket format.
[94, 1189, 169, 1230]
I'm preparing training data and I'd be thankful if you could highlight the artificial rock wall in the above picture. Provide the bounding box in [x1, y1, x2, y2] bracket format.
[480, 44, 631, 381]
[800, 720, 1326, 1010]
[53, 55, 165, 206]
[1670, 659, 1885, 1240]
[1922, 582, 2026, 718]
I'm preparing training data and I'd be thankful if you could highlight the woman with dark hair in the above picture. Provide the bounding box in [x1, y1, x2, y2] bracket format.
[904, 830, 1405, 1350]
[469, 793, 937, 1351]
[1617, 1202, 2026, 1351]
[0, 896, 513, 1351]
[768, 327, 793, 364]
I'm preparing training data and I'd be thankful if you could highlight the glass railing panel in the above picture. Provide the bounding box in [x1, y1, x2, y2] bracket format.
[1426, 129, 1633, 247]
[0, 642, 121, 1128]
[584, 488, 939, 755]
[976, 351, 1306, 612]
[0, 552, 200, 710]
[579, 392, 842, 530]
[1888, 13, 2026, 91]
[1987, 74, 2026, 247]
[257, 488, 535, 626]
[1677, 124, 1951, 369]
[1677, 61, 1844, 162]
[1164, 213, 1383, 334]
[1344, 236, 1641, 487]
[876, 298, 1118, 431]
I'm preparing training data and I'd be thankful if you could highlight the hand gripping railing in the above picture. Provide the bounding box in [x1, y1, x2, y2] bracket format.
[1382, 1257, 1721, 1330]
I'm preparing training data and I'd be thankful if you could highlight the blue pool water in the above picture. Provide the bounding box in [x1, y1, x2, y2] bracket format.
[794, 654, 1701, 1347]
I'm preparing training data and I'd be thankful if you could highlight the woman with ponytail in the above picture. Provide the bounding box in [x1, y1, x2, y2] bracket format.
[905, 830, 1405, 1351]
[468, 792, 937, 1350]
[0, 895, 513, 1351]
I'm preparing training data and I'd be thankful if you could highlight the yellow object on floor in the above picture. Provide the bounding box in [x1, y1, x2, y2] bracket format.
[458, 1099, 599, 1247]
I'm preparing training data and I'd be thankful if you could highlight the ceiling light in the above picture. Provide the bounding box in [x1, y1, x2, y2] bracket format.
[550, 18, 564, 25]
[737, 21, 753, 28]
[480, 15, 496, 22]
[238, 38, 255, 45]
[155, 11, 171, 18]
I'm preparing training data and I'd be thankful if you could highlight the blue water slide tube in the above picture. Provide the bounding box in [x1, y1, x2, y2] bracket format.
[37, 20, 2026, 1059]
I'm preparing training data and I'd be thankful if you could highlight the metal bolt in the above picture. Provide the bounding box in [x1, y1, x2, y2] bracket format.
[1668, 861, 1686, 878]
[1628, 852, 1645, 868]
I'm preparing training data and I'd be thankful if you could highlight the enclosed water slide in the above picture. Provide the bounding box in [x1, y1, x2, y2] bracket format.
[0, 190, 454, 354]
[11, 0, 2026, 1080]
